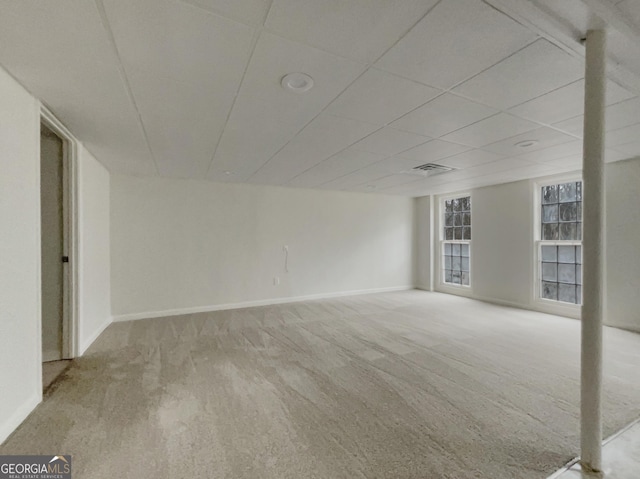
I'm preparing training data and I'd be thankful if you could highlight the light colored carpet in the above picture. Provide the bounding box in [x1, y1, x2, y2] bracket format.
[42, 359, 72, 391]
[2, 291, 640, 478]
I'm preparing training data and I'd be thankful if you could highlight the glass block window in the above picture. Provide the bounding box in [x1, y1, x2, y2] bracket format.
[538, 181, 582, 305]
[444, 243, 470, 285]
[541, 245, 582, 304]
[541, 181, 582, 241]
[444, 196, 471, 240]
[443, 196, 471, 287]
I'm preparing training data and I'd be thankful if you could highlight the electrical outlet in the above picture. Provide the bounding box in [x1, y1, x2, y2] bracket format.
[273, 277, 280, 286]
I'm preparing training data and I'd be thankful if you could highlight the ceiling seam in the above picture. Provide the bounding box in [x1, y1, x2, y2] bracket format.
[93, 0, 161, 176]
[275, 35, 552, 187]
[204, 0, 275, 177]
[245, 0, 447, 181]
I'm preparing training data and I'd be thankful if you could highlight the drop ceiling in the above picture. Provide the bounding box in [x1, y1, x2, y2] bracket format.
[0, 0, 639, 197]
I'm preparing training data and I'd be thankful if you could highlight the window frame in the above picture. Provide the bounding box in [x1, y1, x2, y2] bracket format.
[533, 176, 583, 312]
[439, 192, 472, 290]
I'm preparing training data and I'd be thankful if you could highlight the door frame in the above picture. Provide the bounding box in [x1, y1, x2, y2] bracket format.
[41, 105, 78, 359]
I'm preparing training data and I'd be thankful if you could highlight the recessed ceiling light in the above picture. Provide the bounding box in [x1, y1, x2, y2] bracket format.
[224, 171, 234, 176]
[281, 72, 314, 93]
[515, 140, 539, 148]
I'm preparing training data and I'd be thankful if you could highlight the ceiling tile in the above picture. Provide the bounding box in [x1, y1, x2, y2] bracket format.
[265, 0, 440, 63]
[482, 127, 577, 157]
[247, 114, 378, 185]
[354, 174, 418, 191]
[397, 139, 469, 164]
[0, 0, 156, 175]
[515, 140, 583, 163]
[103, 0, 254, 89]
[390, 93, 497, 138]
[209, 99, 300, 182]
[351, 128, 430, 157]
[604, 97, 640, 131]
[441, 113, 540, 148]
[607, 123, 640, 147]
[128, 70, 229, 178]
[326, 69, 441, 125]
[288, 149, 386, 188]
[447, 158, 534, 181]
[553, 96, 640, 138]
[453, 40, 583, 109]
[436, 149, 504, 169]
[509, 79, 635, 124]
[553, 116, 584, 137]
[238, 33, 366, 127]
[375, 0, 537, 89]
[605, 148, 632, 163]
[179, 0, 272, 26]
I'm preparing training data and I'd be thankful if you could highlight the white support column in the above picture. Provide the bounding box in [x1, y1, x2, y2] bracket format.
[581, 28, 607, 474]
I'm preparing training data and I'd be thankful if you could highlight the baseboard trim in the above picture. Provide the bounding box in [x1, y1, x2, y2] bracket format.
[112, 285, 415, 322]
[79, 316, 112, 355]
[0, 394, 40, 445]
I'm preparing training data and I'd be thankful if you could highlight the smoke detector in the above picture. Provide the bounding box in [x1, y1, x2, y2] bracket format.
[281, 72, 314, 93]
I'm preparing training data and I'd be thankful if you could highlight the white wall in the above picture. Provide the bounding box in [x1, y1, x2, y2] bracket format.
[77, 145, 111, 353]
[415, 196, 433, 291]
[605, 157, 640, 332]
[0, 67, 42, 443]
[430, 158, 640, 332]
[470, 180, 534, 307]
[110, 175, 415, 319]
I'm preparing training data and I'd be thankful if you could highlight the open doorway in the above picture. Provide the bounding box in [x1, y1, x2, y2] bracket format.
[40, 115, 75, 390]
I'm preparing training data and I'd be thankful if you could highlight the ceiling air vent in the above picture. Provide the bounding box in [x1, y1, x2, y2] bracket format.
[404, 163, 456, 177]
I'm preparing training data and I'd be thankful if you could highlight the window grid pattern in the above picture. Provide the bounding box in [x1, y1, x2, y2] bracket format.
[539, 181, 582, 305]
[541, 182, 582, 241]
[443, 196, 471, 287]
[541, 245, 582, 304]
[444, 243, 470, 285]
[444, 196, 471, 240]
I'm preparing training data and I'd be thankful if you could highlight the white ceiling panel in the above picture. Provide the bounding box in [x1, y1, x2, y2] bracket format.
[390, 93, 497, 138]
[318, 169, 386, 191]
[482, 127, 577, 157]
[604, 97, 640, 131]
[441, 113, 540, 148]
[509, 79, 635, 125]
[247, 114, 378, 185]
[445, 158, 535, 182]
[208, 97, 301, 182]
[436, 150, 505, 169]
[288, 149, 387, 188]
[453, 40, 584, 110]
[265, 0, 440, 63]
[326, 69, 441, 125]
[552, 116, 584, 137]
[553, 96, 640, 138]
[238, 33, 366, 127]
[607, 123, 640, 148]
[0, 0, 156, 175]
[351, 128, 430, 157]
[398, 139, 470, 164]
[127, 67, 233, 178]
[103, 0, 253, 89]
[352, 174, 417, 191]
[515, 140, 583, 163]
[612, 141, 640, 160]
[178, 0, 273, 26]
[376, 0, 537, 89]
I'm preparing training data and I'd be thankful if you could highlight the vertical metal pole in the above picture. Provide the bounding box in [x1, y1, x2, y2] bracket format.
[581, 28, 607, 474]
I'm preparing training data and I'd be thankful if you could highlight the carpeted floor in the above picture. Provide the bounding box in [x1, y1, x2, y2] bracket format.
[2, 291, 640, 478]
